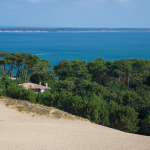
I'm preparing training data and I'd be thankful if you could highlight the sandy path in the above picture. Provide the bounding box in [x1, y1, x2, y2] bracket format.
[0, 102, 150, 150]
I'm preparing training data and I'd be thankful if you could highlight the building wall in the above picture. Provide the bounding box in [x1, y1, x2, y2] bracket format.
[40, 89, 45, 93]
[32, 89, 40, 94]
[31, 89, 45, 94]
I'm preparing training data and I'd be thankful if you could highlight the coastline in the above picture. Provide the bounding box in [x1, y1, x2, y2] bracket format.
[0, 29, 150, 33]
[0, 30, 120, 33]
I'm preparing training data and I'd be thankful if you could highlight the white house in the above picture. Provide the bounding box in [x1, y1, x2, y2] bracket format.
[18, 82, 51, 94]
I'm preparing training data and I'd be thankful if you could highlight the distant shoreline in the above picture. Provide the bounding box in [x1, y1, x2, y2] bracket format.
[0, 31, 48, 33]
[0, 30, 150, 33]
[0, 28, 150, 33]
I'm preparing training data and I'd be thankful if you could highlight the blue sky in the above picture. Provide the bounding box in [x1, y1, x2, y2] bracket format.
[0, 0, 150, 28]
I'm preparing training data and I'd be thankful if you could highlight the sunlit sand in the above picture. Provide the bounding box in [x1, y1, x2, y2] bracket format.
[0, 101, 149, 150]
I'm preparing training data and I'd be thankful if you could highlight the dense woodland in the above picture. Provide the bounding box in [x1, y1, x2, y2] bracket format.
[0, 52, 150, 135]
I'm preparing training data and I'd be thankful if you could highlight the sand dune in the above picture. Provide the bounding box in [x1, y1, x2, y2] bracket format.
[0, 101, 150, 150]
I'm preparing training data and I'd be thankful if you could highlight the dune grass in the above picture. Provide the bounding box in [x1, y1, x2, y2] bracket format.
[0, 96, 89, 121]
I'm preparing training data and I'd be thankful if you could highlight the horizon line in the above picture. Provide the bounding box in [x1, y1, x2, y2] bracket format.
[0, 26, 150, 29]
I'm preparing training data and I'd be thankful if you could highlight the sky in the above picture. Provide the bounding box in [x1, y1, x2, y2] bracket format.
[0, 0, 150, 28]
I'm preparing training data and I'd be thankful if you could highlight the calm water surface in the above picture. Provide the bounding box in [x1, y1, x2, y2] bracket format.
[0, 32, 150, 67]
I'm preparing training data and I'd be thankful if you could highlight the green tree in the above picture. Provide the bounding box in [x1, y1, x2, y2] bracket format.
[0, 52, 10, 76]
[113, 59, 132, 85]
[108, 101, 139, 133]
[6, 53, 19, 79]
[138, 104, 150, 135]
[26, 89, 37, 103]
[54, 60, 91, 81]
[88, 58, 107, 85]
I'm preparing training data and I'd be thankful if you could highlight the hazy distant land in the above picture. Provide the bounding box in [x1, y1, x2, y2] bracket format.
[0, 28, 150, 33]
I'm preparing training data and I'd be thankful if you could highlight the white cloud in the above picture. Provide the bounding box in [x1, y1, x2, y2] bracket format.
[27, 0, 41, 3]
[114, 0, 130, 4]
[27, 0, 106, 4]
[93, 0, 105, 2]
[71, 0, 105, 8]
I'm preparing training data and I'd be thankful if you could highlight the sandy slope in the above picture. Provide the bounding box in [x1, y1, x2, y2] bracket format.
[0, 102, 150, 150]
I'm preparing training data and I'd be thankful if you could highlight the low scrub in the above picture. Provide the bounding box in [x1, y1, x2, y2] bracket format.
[0, 96, 89, 121]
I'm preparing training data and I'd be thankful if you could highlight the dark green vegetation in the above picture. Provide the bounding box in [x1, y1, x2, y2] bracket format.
[0, 52, 150, 135]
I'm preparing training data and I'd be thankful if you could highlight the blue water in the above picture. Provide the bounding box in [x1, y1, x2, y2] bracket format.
[0, 32, 150, 68]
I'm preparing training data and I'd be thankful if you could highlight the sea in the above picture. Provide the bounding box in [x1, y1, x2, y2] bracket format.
[0, 32, 150, 68]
